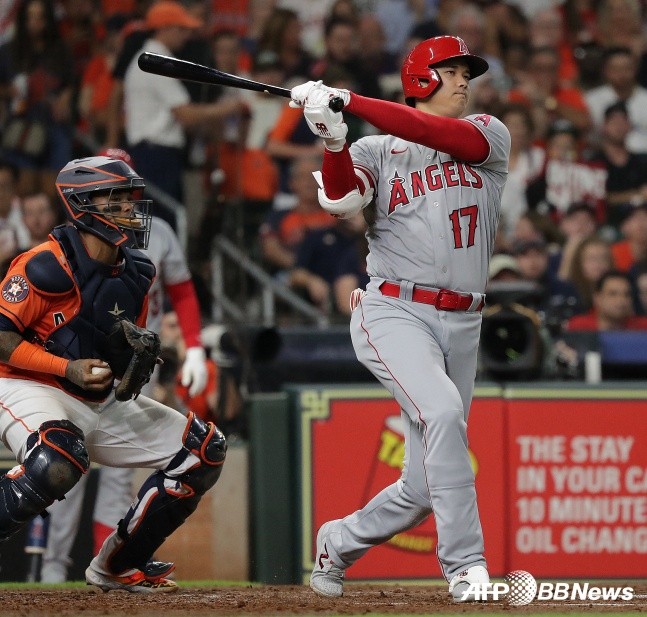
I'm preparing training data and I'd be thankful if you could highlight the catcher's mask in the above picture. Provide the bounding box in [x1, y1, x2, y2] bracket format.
[56, 156, 152, 249]
[401, 35, 489, 107]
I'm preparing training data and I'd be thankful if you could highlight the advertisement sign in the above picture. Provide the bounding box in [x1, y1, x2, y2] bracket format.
[299, 386, 505, 582]
[506, 390, 647, 577]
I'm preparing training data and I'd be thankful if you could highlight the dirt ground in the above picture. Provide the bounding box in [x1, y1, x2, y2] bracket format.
[0, 583, 645, 617]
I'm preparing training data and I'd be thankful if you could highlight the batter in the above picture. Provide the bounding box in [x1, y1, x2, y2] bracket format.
[290, 36, 510, 601]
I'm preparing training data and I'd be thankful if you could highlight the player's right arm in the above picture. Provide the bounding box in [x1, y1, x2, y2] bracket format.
[0, 254, 113, 392]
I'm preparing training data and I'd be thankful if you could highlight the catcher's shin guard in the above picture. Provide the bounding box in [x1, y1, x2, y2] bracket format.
[107, 413, 226, 573]
[0, 420, 89, 541]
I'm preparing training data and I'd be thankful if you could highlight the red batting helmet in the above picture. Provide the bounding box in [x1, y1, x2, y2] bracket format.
[401, 36, 489, 106]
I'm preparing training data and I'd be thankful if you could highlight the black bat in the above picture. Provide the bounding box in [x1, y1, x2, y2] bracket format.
[137, 52, 345, 112]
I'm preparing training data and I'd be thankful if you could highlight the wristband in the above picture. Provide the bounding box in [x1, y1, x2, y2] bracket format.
[9, 340, 69, 377]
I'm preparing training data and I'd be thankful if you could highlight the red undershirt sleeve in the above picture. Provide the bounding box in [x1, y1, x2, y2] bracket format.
[166, 279, 202, 348]
[321, 145, 359, 199]
[346, 94, 490, 163]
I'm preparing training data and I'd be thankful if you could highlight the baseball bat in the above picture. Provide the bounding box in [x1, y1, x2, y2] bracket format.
[137, 53, 345, 112]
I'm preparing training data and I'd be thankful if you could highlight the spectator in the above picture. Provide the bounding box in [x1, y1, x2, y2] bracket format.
[566, 270, 647, 330]
[259, 155, 335, 275]
[374, 0, 436, 57]
[611, 203, 647, 271]
[357, 13, 398, 84]
[507, 46, 591, 140]
[630, 260, 647, 314]
[211, 49, 286, 250]
[19, 191, 61, 250]
[585, 47, 647, 155]
[310, 17, 382, 99]
[552, 202, 599, 281]
[122, 0, 244, 228]
[596, 0, 644, 59]
[448, 3, 506, 85]
[526, 119, 607, 221]
[512, 237, 581, 323]
[77, 13, 129, 145]
[564, 235, 613, 312]
[586, 101, 647, 230]
[499, 103, 545, 240]
[290, 213, 368, 318]
[256, 7, 313, 81]
[527, 6, 578, 86]
[0, 159, 28, 258]
[487, 253, 523, 283]
[0, 0, 75, 198]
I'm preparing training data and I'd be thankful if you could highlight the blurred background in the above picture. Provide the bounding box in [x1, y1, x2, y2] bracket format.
[2, 0, 647, 587]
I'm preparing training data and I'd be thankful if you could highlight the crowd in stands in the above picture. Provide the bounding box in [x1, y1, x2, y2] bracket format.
[2, 0, 647, 346]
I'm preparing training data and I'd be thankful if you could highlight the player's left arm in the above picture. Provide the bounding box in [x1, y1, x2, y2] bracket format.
[157, 219, 208, 397]
[292, 84, 490, 163]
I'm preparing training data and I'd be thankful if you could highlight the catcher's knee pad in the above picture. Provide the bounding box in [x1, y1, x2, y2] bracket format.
[107, 414, 226, 573]
[0, 420, 89, 541]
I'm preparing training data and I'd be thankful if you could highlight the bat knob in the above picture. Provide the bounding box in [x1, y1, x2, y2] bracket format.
[328, 96, 345, 113]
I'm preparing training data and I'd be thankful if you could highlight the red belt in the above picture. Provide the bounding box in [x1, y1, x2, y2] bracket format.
[379, 282, 484, 312]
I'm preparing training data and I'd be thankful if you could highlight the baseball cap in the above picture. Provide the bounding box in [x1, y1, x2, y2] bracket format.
[145, 1, 203, 30]
[510, 238, 547, 256]
[488, 254, 521, 279]
[547, 118, 579, 139]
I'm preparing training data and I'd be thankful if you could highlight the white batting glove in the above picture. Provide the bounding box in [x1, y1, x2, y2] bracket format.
[181, 346, 208, 397]
[289, 80, 321, 108]
[304, 94, 348, 152]
[315, 84, 352, 107]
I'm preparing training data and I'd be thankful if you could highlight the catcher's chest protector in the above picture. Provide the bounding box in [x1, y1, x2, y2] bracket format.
[43, 226, 154, 399]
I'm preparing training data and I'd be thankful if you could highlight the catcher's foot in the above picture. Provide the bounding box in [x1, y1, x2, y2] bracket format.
[85, 561, 178, 593]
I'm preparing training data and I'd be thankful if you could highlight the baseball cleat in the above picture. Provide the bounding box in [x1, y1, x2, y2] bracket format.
[310, 520, 345, 597]
[85, 562, 178, 593]
[448, 565, 491, 602]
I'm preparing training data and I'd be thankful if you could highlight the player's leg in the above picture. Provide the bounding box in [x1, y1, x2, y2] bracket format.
[92, 466, 135, 555]
[84, 396, 225, 592]
[40, 473, 89, 582]
[313, 296, 484, 591]
[0, 380, 92, 542]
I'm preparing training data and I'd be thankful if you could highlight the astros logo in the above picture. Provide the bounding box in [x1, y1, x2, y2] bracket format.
[2, 275, 30, 303]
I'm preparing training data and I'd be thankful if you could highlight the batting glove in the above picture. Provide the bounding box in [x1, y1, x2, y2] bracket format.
[289, 80, 321, 108]
[304, 102, 348, 151]
[181, 346, 208, 397]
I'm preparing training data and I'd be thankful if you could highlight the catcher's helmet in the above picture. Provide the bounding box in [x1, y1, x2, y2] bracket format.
[401, 35, 489, 106]
[56, 156, 152, 249]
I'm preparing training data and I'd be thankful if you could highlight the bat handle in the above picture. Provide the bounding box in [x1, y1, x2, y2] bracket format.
[329, 96, 345, 113]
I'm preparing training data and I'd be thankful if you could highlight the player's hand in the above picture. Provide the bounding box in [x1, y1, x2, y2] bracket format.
[307, 275, 330, 309]
[308, 83, 351, 108]
[289, 80, 321, 108]
[304, 94, 348, 152]
[65, 359, 113, 391]
[181, 346, 208, 397]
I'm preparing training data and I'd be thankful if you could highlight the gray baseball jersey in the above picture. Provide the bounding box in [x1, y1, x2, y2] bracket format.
[317, 115, 511, 585]
[145, 216, 191, 333]
[351, 114, 510, 293]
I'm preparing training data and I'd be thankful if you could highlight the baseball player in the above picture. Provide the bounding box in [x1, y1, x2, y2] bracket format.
[290, 36, 510, 601]
[38, 148, 210, 583]
[0, 155, 226, 592]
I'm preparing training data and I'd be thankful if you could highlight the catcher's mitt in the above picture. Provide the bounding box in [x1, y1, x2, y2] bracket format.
[106, 319, 161, 401]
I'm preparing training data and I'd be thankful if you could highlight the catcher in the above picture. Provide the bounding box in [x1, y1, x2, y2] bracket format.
[0, 156, 226, 592]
